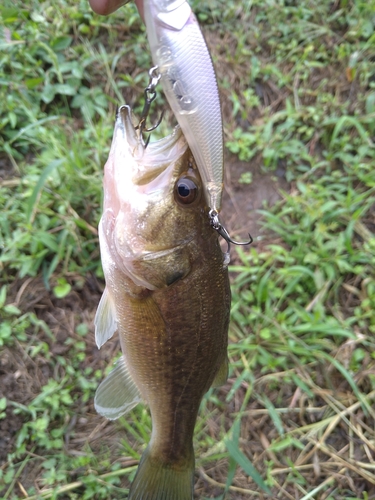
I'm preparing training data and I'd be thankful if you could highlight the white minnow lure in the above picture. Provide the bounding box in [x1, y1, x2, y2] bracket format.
[144, 0, 224, 213]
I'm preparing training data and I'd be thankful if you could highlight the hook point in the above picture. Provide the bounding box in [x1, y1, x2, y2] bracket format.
[209, 210, 253, 253]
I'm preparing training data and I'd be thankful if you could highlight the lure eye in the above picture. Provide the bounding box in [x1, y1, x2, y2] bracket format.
[175, 177, 199, 205]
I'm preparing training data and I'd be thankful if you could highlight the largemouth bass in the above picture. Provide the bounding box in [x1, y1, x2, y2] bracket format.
[143, 0, 224, 214]
[94, 105, 230, 499]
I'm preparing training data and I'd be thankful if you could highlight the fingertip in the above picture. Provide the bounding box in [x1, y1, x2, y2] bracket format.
[88, 0, 127, 15]
[134, 0, 144, 21]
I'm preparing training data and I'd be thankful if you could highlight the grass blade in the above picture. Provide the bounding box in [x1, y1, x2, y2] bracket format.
[26, 159, 64, 223]
[225, 421, 271, 494]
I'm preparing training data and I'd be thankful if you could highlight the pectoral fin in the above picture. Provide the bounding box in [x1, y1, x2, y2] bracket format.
[94, 356, 141, 420]
[211, 357, 228, 388]
[94, 287, 117, 348]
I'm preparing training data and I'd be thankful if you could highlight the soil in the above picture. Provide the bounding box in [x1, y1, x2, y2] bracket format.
[221, 154, 289, 242]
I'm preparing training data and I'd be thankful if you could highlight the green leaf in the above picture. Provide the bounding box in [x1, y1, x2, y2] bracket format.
[76, 323, 89, 336]
[3, 304, 21, 315]
[53, 279, 72, 299]
[54, 84, 77, 96]
[30, 11, 46, 23]
[8, 111, 17, 128]
[0, 397, 7, 411]
[50, 36, 72, 51]
[41, 84, 56, 104]
[25, 77, 44, 89]
[1, 7, 18, 23]
[366, 93, 375, 115]
[0, 323, 12, 345]
[0, 286, 7, 308]
[35, 231, 59, 253]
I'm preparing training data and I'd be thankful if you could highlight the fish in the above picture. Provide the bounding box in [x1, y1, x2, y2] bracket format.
[143, 0, 224, 214]
[94, 105, 231, 500]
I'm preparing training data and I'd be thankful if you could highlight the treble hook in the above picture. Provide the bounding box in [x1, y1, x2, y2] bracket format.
[136, 66, 164, 146]
[209, 210, 253, 255]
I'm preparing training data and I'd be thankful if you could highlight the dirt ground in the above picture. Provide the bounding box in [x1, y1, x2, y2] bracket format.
[222, 154, 289, 242]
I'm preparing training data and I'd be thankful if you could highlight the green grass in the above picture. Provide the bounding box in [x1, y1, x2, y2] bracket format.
[1, 0, 375, 498]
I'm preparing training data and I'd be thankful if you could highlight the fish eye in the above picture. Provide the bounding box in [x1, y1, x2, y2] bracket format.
[175, 176, 199, 205]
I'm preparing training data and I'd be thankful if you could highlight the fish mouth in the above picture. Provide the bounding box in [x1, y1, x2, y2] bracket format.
[115, 105, 187, 185]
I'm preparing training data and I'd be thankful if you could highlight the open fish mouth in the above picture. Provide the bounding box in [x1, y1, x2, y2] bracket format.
[100, 102, 200, 291]
[114, 104, 188, 185]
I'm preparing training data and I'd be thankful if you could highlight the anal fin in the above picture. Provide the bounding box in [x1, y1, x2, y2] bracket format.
[94, 356, 141, 420]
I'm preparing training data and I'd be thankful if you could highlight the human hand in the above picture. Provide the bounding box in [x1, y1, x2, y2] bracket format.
[88, 0, 144, 18]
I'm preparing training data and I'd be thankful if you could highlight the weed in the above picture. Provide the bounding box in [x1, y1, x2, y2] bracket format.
[1, 0, 375, 498]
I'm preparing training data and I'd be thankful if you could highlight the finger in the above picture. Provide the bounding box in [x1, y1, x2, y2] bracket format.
[88, 0, 129, 15]
[134, 0, 144, 21]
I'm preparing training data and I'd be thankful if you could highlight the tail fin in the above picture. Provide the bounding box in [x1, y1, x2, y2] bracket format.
[129, 445, 194, 500]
